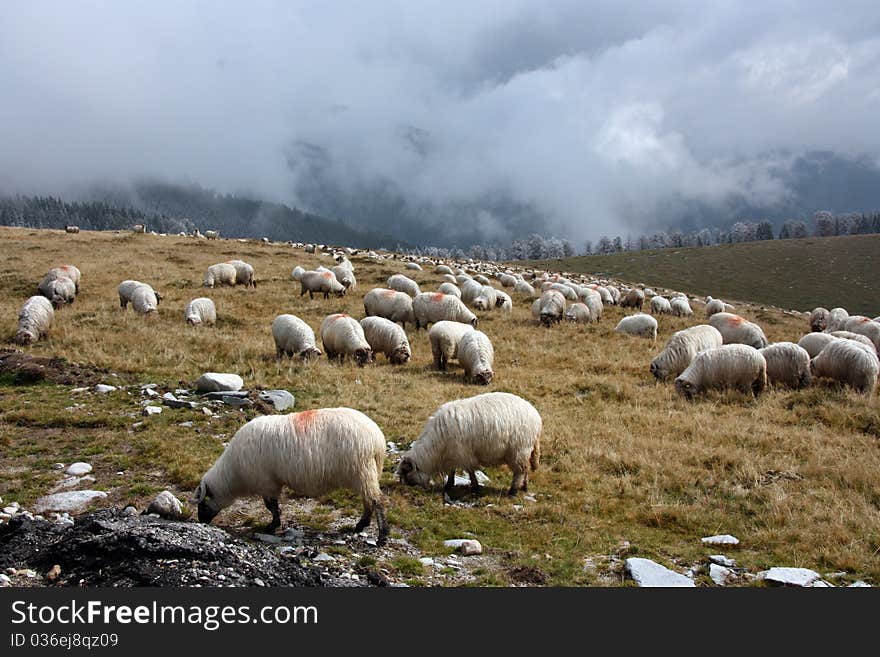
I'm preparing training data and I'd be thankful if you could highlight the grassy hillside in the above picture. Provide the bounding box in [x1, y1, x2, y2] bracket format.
[1, 226, 879, 586]
[527, 234, 880, 315]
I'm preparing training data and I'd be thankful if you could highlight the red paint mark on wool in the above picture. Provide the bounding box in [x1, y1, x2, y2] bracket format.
[729, 316, 744, 326]
[430, 293, 444, 302]
[290, 409, 318, 431]
[381, 289, 396, 297]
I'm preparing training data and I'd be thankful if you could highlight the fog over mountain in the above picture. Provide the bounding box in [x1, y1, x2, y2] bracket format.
[2, 2, 880, 246]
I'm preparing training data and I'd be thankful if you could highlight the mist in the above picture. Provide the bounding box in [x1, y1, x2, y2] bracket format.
[2, 1, 880, 244]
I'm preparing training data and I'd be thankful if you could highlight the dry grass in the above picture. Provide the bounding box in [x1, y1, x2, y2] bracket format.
[1, 225, 879, 586]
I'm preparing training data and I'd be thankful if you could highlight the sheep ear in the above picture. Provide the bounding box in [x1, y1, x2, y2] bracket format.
[191, 481, 207, 504]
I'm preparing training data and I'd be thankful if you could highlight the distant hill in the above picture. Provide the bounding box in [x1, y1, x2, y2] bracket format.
[526, 233, 880, 315]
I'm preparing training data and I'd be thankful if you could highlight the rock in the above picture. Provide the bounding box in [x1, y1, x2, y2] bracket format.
[443, 539, 483, 555]
[33, 490, 108, 514]
[179, 421, 194, 428]
[419, 557, 435, 567]
[163, 399, 197, 409]
[162, 392, 178, 401]
[849, 581, 871, 587]
[174, 389, 190, 396]
[143, 406, 163, 416]
[452, 470, 491, 487]
[95, 384, 117, 393]
[143, 388, 159, 397]
[195, 373, 243, 394]
[0, 513, 11, 521]
[386, 441, 400, 454]
[2, 505, 18, 516]
[145, 491, 186, 520]
[52, 463, 65, 470]
[258, 390, 295, 411]
[313, 552, 335, 563]
[46, 564, 61, 581]
[254, 578, 265, 587]
[202, 407, 213, 416]
[121, 506, 139, 517]
[54, 475, 96, 490]
[65, 462, 93, 476]
[811, 580, 834, 587]
[709, 564, 735, 586]
[282, 528, 304, 543]
[221, 396, 253, 408]
[757, 567, 821, 587]
[709, 555, 736, 567]
[141, 383, 158, 390]
[201, 390, 250, 400]
[0, 574, 10, 586]
[701, 534, 740, 546]
[70, 387, 89, 394]
[254, 533, 283, 544]
[625, 558, 696, 587]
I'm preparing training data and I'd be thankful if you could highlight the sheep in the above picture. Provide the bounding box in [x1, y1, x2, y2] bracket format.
[412, 292, 478, 329]
[428, 321, 475, 370]
[564, 302, 593, 323]
[759, 342, 812, 388]
[132, 224, 146, 233]
[272, 314, 322, 360]
[810, 339, 879, 395]
[331, 265, 356, 290]
[531, 297, 541, 320]
[458, 330, 494, 385]
[590, 285, 614, 305]
[440, 274, 457, 285]
[15, 296, 54, 345]
[363, 288, 415, 328]
[291, 265, 305, 281]
[494, 290, 512, 314]
[387, 274, 421, 298]
[205, 230, 219, 239]
[193, 409, 388, 543]
[117, 279, 161, 308]
[605, 285, 621, 305]
[843, 316, 880, 353]
[227, 259, 256, 288]
[798, 332, 839, 358]
[709, 312, 769, 349]
[650, 296, 672, 315]
[650, 324, 724, 380]
[130, 283, 159, 315]
[474, 274, 491, 286]
[705, 297, 726, 317]
[549, 283, 578, 301]
[335, 256, 354, 272]
[360, 317, 411, 364]
[620, 289, 645, 310]
[829, 331, 877, 353]
[405, 262, 423, 271]
[615, 313, 658, 340]
[438, 282, 461, 298]
[538, 290, 566, 326]
[434, 264, 454, 275]
[320, 314, 373, 366]
[300, 270, 346, 299]
[826, 307, 849, 332]
[184, 297, 217, 326]
[38, 274, 76, 308]
[65, 225, 80, 234]
[397, 392, 541, 499]
[514, 279, 536, 298]
[460, 279, 483, 306]
[472, 285, 498, 311]
[810, 307, 830, 332]
[581, 289, 603, 321]
[498, 273, 517, 288]
[455, 274, 473, 286]
[674, 345, 767, 400]
[670, 296, 694, 317]
[203, 263, 237, 288]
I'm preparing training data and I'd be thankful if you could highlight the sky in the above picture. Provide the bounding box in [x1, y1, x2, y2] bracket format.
[2, 1, 880, 241]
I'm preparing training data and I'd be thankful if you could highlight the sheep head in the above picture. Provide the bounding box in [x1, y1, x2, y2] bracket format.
[354, 348, 373, 367]
[192, 481, 221, 524]
[397, 457, 430, 488]
[674, 378, 696, 401]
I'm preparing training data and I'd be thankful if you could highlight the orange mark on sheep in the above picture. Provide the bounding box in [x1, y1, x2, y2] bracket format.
[322, 272, 332, 279]
[289, 410, 319, 432]
[381, 289, 396, 297]
[430, 292, 445, 302]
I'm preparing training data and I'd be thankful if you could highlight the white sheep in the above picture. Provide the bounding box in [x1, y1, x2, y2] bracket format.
[397, 392, 541, 499]
[117, 279, 162, 308]
[38, 274, 76, 308]
[272, 314, 322, 359]
[434, 264, 454, 275]
[705, 296, 728, 317]
[440, 274, 458, 285]
[405, 262, 423, 271]
[514, 279, 536, 298]
[460, 279, 483, 306]
[472, 285, 498, 311]
[581, 288, 603, 321]
[47, 265, 81, 292]
[474, 274, 491, 286]
[387, 274, 421, 298]
[615, 313, 658, 340]
[759, 342, 812, 388]
[809, 307, 830, 332]
[494, 290, 512, 314]
[798, 332, 838, 358]
[458, 330, 494, 385]
[549, 283, 578, 301]
[300, 270, 346, 299]
[65, 225, 80, 233]
[412, 292, 478, 330]
[650, 324, 723, 380]
[565, 302, 593, 323]
[130, 283, 159, 315]
[709, 312, 769, 349]
[605, 285, 621, 304]
[204, 263, 237, 288]
[438, 282, 461, 298]
[674, 344, 767, 400]
[320, 314, 373, 366]
[811, 338, 879, 394]
[428, 321, 475, 370]
[205, 230, 219, 239]
[455, 274, 473, 286]
[193, 409, 388, 543]
[15, 296, 54, 345]
[670, 296, 694, 317]
[184, 298, 217, 326]
[828, 330, 876, 352]
[843, 316, 880, 353]
[332, 265, 357, 290]
[498, 273, 517, 288]
[590, 285, 614, 305]
[363, 288, 416, 328]
[291, 265, 306, 281]
[826, 307, 849, 332]
[227, 260, 256, 288]
[650, 296, 672, 315]
[620, 289, 645, 310]
[537, 290, 566, 326]
[360, 317, 411, 365]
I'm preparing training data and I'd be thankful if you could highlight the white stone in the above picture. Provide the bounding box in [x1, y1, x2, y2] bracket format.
[144, 388, 159, 397]
[143, 406, 163, 416]
[94, 384, 117, 393]
[2, 506, 16, 516]
[70, 387, 89, 394]
[33, 490, 107, 514]
[811, 580, 835, 587]
[452, 470, 491, 487]
[202, 407, 213, 416]
[701, 534, 740, 546]
[625, 558, 696, 587]
[443, 539, 482, 555]
[709, 555, 736, 567]
[849, 581, 871, 587]
[195, 373, 244, 393]
[386, 441, 400, 454]
[419, 557, 435, 567]
[145, 491, 184, 520]
[313, 552, 335, 562]
[65, 462, 92, 476]
[179, 421, 194, 428]
[0, 574, 10, 586]
[757, 567, 821, 587]
[709, 564, 734, 586]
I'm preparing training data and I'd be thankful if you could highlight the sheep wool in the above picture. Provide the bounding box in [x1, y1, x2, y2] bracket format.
[826, 307, 849, 332]
[291, 265, 306, 281]
[272, 314, 322, 359]
[670, 297, 694, 317]
[494, 290, 513, 314]
[620, 289, 645, 310]
[398, 392, 541, 497]
[538, 290, 566, 326]
[194, 409, 388, 543]
[705, 297, 726, 317]
[650, 324, 723, 380]
[460, 279, 484, 306]
[457, 330, 495, 385]
[759, 342, 812, 388]
[363, 288, 415, 328]
[798, 332, 838, 358]
[674, 344, 767, 400]
[438, 282, 461, 298]
[131, 284, 159, 315]
[615, 313, 658, 340]
[650, 296, 672, 315]
[811, 338, 879, 394]
[204, 263, 237, 288]
[514, 279, 537, 298]
[227, 259, 256, 288]
[565, 302, 593, 323]
[387, 274, 421, 298]
[709, 312, 769, 349]
[828, 330, 876, 353]
[360, 316, 411, 364]
[184, 298, 217, 325]
[843, 316, 880, 353]
[300, 270, 346, 299]
[472, 285, 498, 311]
[331, 265, 356, 290]
[428, 321, 475, 370]
[320, 314, 373, 366]
[15, 295, 54, 345]
[412, 292, 478, 329]
[810, 307, 830, 332]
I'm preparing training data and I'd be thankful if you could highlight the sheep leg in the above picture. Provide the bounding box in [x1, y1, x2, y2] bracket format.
[374, 502, 388, 547]
[444, 470, 456, 492]
[508, 468, 526, 496]
[468, 471, 481, 495]
[263, 496, 281, 533]
[353, 504, 372, 533]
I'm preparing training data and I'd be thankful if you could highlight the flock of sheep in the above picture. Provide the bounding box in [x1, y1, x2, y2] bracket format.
[10, 237, 880, 546]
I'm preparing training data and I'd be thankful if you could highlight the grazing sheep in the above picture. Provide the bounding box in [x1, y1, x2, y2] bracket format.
[15, 296, 54, 345]
[132, 224, 146, 233]
[205, 230, 219, 239]
[438, 282, 461, 298]
[272, 314, 322, 360]
[460, 279, 483, 306]
[580, 289, 603, 321]
[826, 307, 849, 332]
[565, 302, 593, 323]
[843, 316, 880, 353]
[514, 279, 536, 298]
[829, 331, 877, 353]
[811, 339, 879, 394]
[670, 297, 694, 317]
[650, 296, 672, 315]
[440, 274, 458, 285]
[620, 289, 645, 310]
[650, 324, 724, 380]
[412, 292, 478, 329]
[530, 297, 541, 320]
[590, 285, 614, 305]
[397, 392, 541, 498]
[605, 286, 621, 305]
[363, 288, 416, 328]
[538, 290, 566, 326]
[47, 265, 82, 292]
[455, 274, 473, 286]
[550, 283, 578, 301]
[387, 274, 421, 298]
[227, 259, 256, 288]
[458, 330, 495, 385]
[674, 345, 767, 400]
[759, 342, 812, 388]
[130, 283, 159, 315]
[65, 225, 80, 233]
[428, 321, 475, 370]
[434, 264, 454, 275]
[184, 298, 217, 326]
[331, 265, 356, 290]
[494, 290, 512, 314]
[204, 263, 237, 288]
[798, 332, 839, 358]
[810, 307, 830, 332]
[38, 274, 76, 308]
[291, 265, 306, 281]
[615, 313, 658, 339]
[705, 297, 726, 317]
[193, 409, 388, 543]
[320, 314, 373, 366]
[709, 312, 769, 349]
[360, 317, 411, 365]
[472, 285, 498, 311]
[405, 262, 423, 271]
[474, 274, 491, 286]
[300, 270, 346, 299]
[498, 273, 517, 288]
